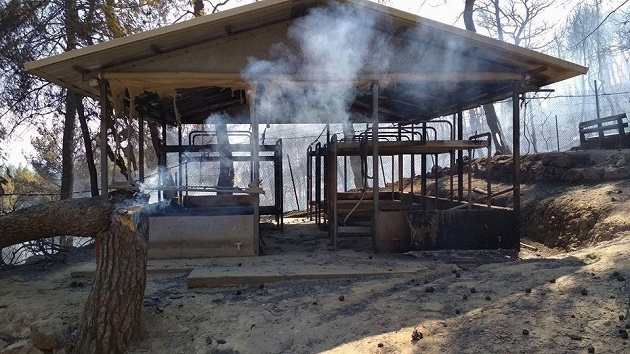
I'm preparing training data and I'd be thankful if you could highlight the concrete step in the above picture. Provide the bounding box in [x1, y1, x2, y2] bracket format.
[187, 263, 427, 288]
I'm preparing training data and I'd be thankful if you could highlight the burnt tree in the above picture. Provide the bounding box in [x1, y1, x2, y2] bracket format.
[463, 0, 512, 154]
[0, 191, 149, 354]
[75, 209, 148, 354]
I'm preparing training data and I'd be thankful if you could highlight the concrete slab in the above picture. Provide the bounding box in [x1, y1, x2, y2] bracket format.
[187, 263, 429, 288]
[69, 262, 194, 278]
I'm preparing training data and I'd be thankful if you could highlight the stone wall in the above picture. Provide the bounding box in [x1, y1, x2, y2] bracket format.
[469, 150, 630, 184]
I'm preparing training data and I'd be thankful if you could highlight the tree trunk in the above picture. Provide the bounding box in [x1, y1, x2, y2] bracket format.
[216, 122, 234, 195]
[463, 0, 512, 155]
[482, 103, 512, 154]
[61, 89, 77, 199]
[75, 209, 148, 354]
[77, 96, 99, 197]
[0, 191, 141, 249]
[342, 121, 363, 188]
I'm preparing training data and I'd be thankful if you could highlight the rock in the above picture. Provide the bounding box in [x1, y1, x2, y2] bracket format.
[618, 275, 626, 282]
[549, 279, 556, 284]
[522, 329, 529, 335]
[525, 288, 532, 294]
[425, 286, 434, 293]
[587, 345, 595, 353]
[167, 324, 190, 334]
[616, 157, 627, 167]
[338, 295, 345, 301]
[604, 167, 630, 181]
[581, 289, 588, 296]
[561, 169, 583, 183]
[620, 315, 626, 321]
[216, 339, 226, 344]
[205, 337, 212, 345]
[582, 168, 603, 182]
[470, 288, 477, 294]
[541, 152, 570, 168]
[462, 295, 468, 300]
[29, 318, 69, 350]
[377, 343, 384, 348]
[1, 339, 40, 354]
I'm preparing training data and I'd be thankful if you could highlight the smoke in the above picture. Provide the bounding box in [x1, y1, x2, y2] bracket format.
[242, 3, 394, 124]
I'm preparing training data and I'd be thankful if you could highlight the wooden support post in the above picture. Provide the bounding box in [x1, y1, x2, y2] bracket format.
[372, 81, 380, 252]
[99, 79, 109, 197]
[512, 91, 521, 252]
[330, 135, 338, 250]
[457, 110, 464, 201]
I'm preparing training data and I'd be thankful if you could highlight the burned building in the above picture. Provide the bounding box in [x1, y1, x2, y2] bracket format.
[25, 0, 587, 257]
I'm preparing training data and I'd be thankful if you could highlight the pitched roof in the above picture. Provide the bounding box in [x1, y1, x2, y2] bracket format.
[24, 0, 587, 124]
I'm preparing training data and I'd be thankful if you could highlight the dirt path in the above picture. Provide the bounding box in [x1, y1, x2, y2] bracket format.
[1, 228, 629, 353]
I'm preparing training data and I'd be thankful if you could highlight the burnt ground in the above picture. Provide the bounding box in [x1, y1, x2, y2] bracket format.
[1, 150, 630, 354]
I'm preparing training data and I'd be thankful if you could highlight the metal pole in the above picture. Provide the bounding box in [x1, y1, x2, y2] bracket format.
[555, 115, 560, 152]
[513, 91, 521, 252]
[252, 83, 262, 255]
[457, 111, 464, 201]
[287, 154, 300, 211]
[372, 81, 380, 252]
[178, 124, 183, 204]
[594, 80, 603, 149]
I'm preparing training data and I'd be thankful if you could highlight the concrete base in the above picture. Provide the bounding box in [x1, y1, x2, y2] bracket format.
[376, 211, 412, 253]
[187, 264, 425, 288]
[148, 214, 256, 259]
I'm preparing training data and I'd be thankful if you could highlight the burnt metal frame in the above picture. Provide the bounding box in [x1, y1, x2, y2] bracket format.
[326, 129, 493, 250]
[158, 134, 284, 231]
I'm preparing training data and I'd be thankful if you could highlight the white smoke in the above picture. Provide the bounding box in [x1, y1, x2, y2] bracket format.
[242, 3, 394, 124]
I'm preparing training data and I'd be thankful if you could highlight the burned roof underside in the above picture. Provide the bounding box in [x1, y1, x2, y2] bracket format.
[24, 0, 587, 126]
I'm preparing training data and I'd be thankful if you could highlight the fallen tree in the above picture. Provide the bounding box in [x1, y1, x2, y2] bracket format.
[75, 208, 148, 353]
[0, 191, 141, 249]
[0, 191, 149, 354]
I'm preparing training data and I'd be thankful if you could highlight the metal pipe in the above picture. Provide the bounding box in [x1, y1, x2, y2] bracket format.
[307, 145, 313, 220]
[372, 81, 380, 252]
[178, 124, 183, 204]
[287, 154, 300, 211]
[457, 110, 464, 201]
[513, 91, 521, 252]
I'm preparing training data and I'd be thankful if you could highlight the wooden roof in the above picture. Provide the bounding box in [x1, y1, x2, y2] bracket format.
[24, 0, 587, 125]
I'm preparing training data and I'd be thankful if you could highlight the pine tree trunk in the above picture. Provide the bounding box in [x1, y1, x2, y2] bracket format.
[216, 122, 234, 195]
[75, 209, 148, 354]
[77, 97, 100, 197]
[463, 0, 512, 155]
[0, 191, 142, 249]
[342, 121, 363, 189]
[482, 103, 512, 154]
[61, 90, 77, 200]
